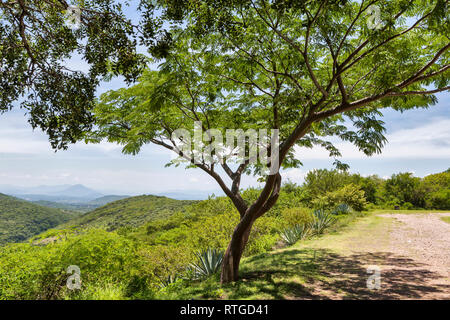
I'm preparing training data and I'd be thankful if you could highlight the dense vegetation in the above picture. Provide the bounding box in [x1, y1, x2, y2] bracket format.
[2, 0, 448, 283]
[63, 195, 196, 231]
[300, 168, 450, 210]
[0, 169, 448, 299]
[0, 194, 77, 245]
[33, 196, 130, 214]
[0, 187, 310, 299]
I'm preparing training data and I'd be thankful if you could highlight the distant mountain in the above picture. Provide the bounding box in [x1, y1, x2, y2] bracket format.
[64, 195, 196, 231]
[0, 193, 78, 245]
[33, 195, 130, 213]
[0, 184, 105, 203]
[51, 184, 103, 199]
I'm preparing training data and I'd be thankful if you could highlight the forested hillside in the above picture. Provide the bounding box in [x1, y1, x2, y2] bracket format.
[33, 195, 129, 213]
[0, 169, 448, 300]
[0, 194, 77, 245]
[64, 195, 196, 231]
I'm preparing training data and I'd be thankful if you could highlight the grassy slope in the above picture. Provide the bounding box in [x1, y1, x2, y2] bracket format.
[0, 193, 77, 245]
[64, 195, 196, 231]
[441, 216, 450, 224]
[163, 210, 449, 300]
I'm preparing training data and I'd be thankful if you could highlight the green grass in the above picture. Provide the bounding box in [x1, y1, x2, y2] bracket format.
[440, 216, 450, 224]
[157, 211, 374, 299]
[159, 209, 450, 300]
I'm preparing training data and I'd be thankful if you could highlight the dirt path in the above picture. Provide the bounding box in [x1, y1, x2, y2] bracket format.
[228, 211, 450, 300]
[373, 213, 450, 299]
[306, 212, 450, 299]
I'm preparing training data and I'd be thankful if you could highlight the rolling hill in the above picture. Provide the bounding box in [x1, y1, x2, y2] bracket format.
[0, 193, 79, 245]
[64, 195, 196, 231]
[33, 195, 130, 213]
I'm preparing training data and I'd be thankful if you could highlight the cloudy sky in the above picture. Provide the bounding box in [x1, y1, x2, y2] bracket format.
[1, 90, 448, 196]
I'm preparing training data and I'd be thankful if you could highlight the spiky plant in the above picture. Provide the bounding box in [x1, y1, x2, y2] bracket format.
[280, 224, 310, 246]
[310, 209, 336, 235]
[332, 203, 351, 215]
[189, 248, 224, 279]
[159, 274, 179, 288]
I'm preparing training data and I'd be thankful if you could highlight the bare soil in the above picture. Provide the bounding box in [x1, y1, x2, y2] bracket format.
[302, 212, 450, 299]
[373, 212, 450, 299]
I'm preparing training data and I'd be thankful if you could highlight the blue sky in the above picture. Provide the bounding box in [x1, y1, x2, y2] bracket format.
[1, 91, 448, 196]
[0, 3, 449, 196]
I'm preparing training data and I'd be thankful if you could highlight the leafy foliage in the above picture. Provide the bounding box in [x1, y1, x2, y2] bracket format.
[64, 195, 195, 231]
[312, 184, 367, 212]
[0, 194, 77, 245]
[279, 207, 314, 228]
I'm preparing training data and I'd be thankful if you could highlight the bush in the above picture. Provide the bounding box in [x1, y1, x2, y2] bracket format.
[280, 207, 313, 228]
[384, 173, 425, 208]
[0, 230, 146, 300]
[280, 224, 310, 246]
[312, 184, 367, 211]
[309, 210, 336, 235]
[188, 248, 224, 280]
[401, 202, 414, 210]
[332, 203, 351, 215]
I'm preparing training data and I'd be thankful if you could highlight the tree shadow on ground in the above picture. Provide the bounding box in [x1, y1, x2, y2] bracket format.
[228, 249, 449, 299]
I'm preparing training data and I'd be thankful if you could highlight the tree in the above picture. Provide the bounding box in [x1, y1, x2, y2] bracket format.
[303, 169, 353, 199]
[384, 172, 425, 207]
[2, 0, 449, 283]
[90, 0, 449, 283]
[422, 171, 450, 209]
[0, 0, 175, 148]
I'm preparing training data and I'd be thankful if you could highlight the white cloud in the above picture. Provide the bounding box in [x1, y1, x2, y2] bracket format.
[295, 118, 450, 160]
[281, 168, 307, 184]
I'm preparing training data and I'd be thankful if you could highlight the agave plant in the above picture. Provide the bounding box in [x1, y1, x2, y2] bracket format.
[159, 274, 179, 288]
[332, 203, 351, 215]
[280, 224, 310, 246]
[309, 209, 336, 235]
[189, 248, 224, 279]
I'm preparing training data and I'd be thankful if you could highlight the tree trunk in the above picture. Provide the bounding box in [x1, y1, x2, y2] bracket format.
[220, 173, 282, 283]
[220, 217, 255, 283]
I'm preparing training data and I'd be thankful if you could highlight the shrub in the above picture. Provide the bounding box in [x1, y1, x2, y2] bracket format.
[309, 210, 336, 235]
[280, 224, 310, 246]
[312, 184, 367, 211]
[280, 207, 313, 228]
[384, 173, 425, 208]
[0, 230, 144, 300]
[401, 202, 414, 210]
[332, 203, 351, 215]
[188, 248, 224, 280]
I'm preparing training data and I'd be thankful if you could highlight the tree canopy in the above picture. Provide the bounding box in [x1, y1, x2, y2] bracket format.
[0, 0, 177, 148]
